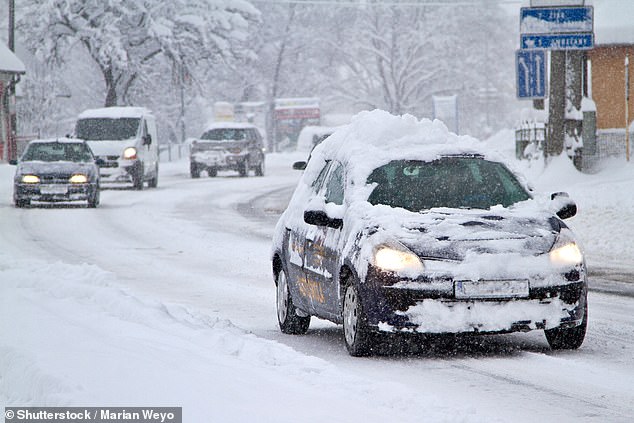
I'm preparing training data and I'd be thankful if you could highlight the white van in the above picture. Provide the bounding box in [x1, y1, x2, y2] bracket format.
[75, 107, 159, 189]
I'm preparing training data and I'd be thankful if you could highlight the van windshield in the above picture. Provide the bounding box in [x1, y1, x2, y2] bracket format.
[76, 118, 140, 141]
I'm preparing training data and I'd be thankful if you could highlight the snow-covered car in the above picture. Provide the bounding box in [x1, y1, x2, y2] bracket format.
[272, 110, 587, 356]
[11, 138, 101, 208]
[189, 122, 265, 178]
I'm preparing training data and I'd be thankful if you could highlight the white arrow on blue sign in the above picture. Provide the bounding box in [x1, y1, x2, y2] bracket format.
[516, 49, 547, 99]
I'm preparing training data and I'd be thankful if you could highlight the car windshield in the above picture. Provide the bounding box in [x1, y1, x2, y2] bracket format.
[367, 157, 531, 211]
[201, 128, 248, 141]
[75, 117, 140, 141]
[22, 142, 94, 163]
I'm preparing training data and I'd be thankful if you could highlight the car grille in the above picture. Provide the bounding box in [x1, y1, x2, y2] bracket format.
[38, 174, 73, 184]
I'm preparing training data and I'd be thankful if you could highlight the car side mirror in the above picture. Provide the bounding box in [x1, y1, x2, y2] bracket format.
[143, 134, 152, 146]
[304, 210, 343, 229]
[9, 159, 17, 165]
[293, 161, 307, 170]
[551, 192, 577, 219]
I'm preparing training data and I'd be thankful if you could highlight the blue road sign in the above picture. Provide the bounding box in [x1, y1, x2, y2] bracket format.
[520, 7, 593, 34]
[517, 49, 547, 99]
[521, 33, 593, 50]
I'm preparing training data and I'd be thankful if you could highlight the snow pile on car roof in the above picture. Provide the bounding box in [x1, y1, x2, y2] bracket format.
[307, 109, 494, 185]
[78, 107, 152, 119]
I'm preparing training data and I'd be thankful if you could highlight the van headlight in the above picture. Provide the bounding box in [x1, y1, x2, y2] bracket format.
[21, 174, 40, 183]
[549, 229, 583, 266]
[123, 147, 137, 160]
[373, 242, 424, 275]
[69, 174, 88, 184]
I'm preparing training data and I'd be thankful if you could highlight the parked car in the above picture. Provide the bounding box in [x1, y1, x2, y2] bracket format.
[272, 110, 587, 356]
[189, 122, 265, 178]
[75, 107, 159, 190]
[11, 138, 100, 208]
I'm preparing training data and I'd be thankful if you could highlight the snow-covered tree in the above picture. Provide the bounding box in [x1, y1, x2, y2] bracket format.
[17, 0, 259, 107]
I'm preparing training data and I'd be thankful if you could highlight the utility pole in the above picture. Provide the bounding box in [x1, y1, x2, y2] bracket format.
[626, 55, 630, 162]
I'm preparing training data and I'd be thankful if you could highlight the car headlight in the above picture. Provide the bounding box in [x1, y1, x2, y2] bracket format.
[373, 242, 424, 275]
[549, 229, 583, 266]
[21, 174, 40, 183]
[123, 147, 137, 160]
[69, 174, 88, 184]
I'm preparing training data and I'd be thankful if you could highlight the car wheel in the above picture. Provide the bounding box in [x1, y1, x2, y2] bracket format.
[190, 162, 200, 179]
[239, 158, 249, 177]
[133, 163, 144, 190]
[276, 269, 310, 334]
[343, 283, 374, 356]
[87, 188, 100, 208]
[545, 304, 587, 350]
[148, 164, 159, 188]
[207, 168, 218, 177]
[15, 198, 30, 208]
[255, 159, 265, 176]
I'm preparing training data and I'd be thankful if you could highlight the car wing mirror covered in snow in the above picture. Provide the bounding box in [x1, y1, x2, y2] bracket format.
[293, 161, 307, 170]
[551, 192, 577, 220]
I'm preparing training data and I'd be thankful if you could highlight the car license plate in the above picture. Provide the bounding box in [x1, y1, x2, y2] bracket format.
[455, 280, 529, 299]
[40, 185, 68, 195]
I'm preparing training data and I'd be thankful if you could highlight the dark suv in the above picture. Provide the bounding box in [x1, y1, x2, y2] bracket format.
[190, 123, 265, 178]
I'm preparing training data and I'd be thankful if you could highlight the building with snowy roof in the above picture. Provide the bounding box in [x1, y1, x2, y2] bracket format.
[0, 40, 26, 161]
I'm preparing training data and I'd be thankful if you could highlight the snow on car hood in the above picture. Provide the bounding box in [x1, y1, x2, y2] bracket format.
[85, 140, 135, 156]
[17, 161, 97, 176]
[346, 199, 571, 283]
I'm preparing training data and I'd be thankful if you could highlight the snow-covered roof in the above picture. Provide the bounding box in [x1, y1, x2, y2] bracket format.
[28, 137, 85, 145]
[204, 121, 257, 131]
[592, 0, 634, 45]
[0, 41, 26, 74]
[77, 107, 152, 119]
[304, 110, 497, 189]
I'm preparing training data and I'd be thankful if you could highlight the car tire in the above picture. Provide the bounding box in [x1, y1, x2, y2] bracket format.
[190, 162, 200, 179]
[15, 198, 30, 208]
[133, 163, 144, 190]
[148, 164, 159, 188]
[87, 187, 100, 208]
[208, 168, 218, 177]
[276, 268, 310, 334]
[239, 158, 249, 177]
[255, 159, 265, 177]
[545, 304, 587, 350]
[343, 283, 374, 356]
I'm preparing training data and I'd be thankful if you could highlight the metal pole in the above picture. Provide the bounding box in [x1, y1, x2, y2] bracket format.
[9, 0, 15, 52]
[626, 55, 630, 162]
[179, 60, 185, 159]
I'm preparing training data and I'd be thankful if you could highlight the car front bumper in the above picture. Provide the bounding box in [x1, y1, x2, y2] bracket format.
[15, 183, 98, 202]
[191, 151, 247, 170]
[360, 266, 587, 335]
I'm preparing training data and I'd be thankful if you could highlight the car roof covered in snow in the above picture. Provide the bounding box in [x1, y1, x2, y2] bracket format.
[304, 109, 508, 188]
[203, 121, 258, 131]
[28, 138, 86, 145]
[77, 107, 152, 119]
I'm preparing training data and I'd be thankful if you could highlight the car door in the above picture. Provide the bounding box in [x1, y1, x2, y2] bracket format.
[302, 161, 345, 319]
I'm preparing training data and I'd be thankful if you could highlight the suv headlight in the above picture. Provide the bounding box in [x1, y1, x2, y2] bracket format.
[123, 147, 137, 160]
[21, 174, 40, 183]
[549, 228, 583, 266]
[373, 241, 424, 276]
[69, 174, 88, 184]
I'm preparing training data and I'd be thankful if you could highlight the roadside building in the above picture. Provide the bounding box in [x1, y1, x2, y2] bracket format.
[586, 0, 634, 160]
[0, 40, 26, 161]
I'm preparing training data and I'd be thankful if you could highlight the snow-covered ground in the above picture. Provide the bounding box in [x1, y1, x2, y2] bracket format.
[2, 133, 634, 422]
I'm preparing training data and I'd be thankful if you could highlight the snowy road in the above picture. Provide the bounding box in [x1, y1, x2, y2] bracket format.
[2, 154, 634, 422]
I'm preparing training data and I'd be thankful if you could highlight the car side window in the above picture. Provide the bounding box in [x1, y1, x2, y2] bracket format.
[324, 162, 345, 205]
[311, 161, 331, 193]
